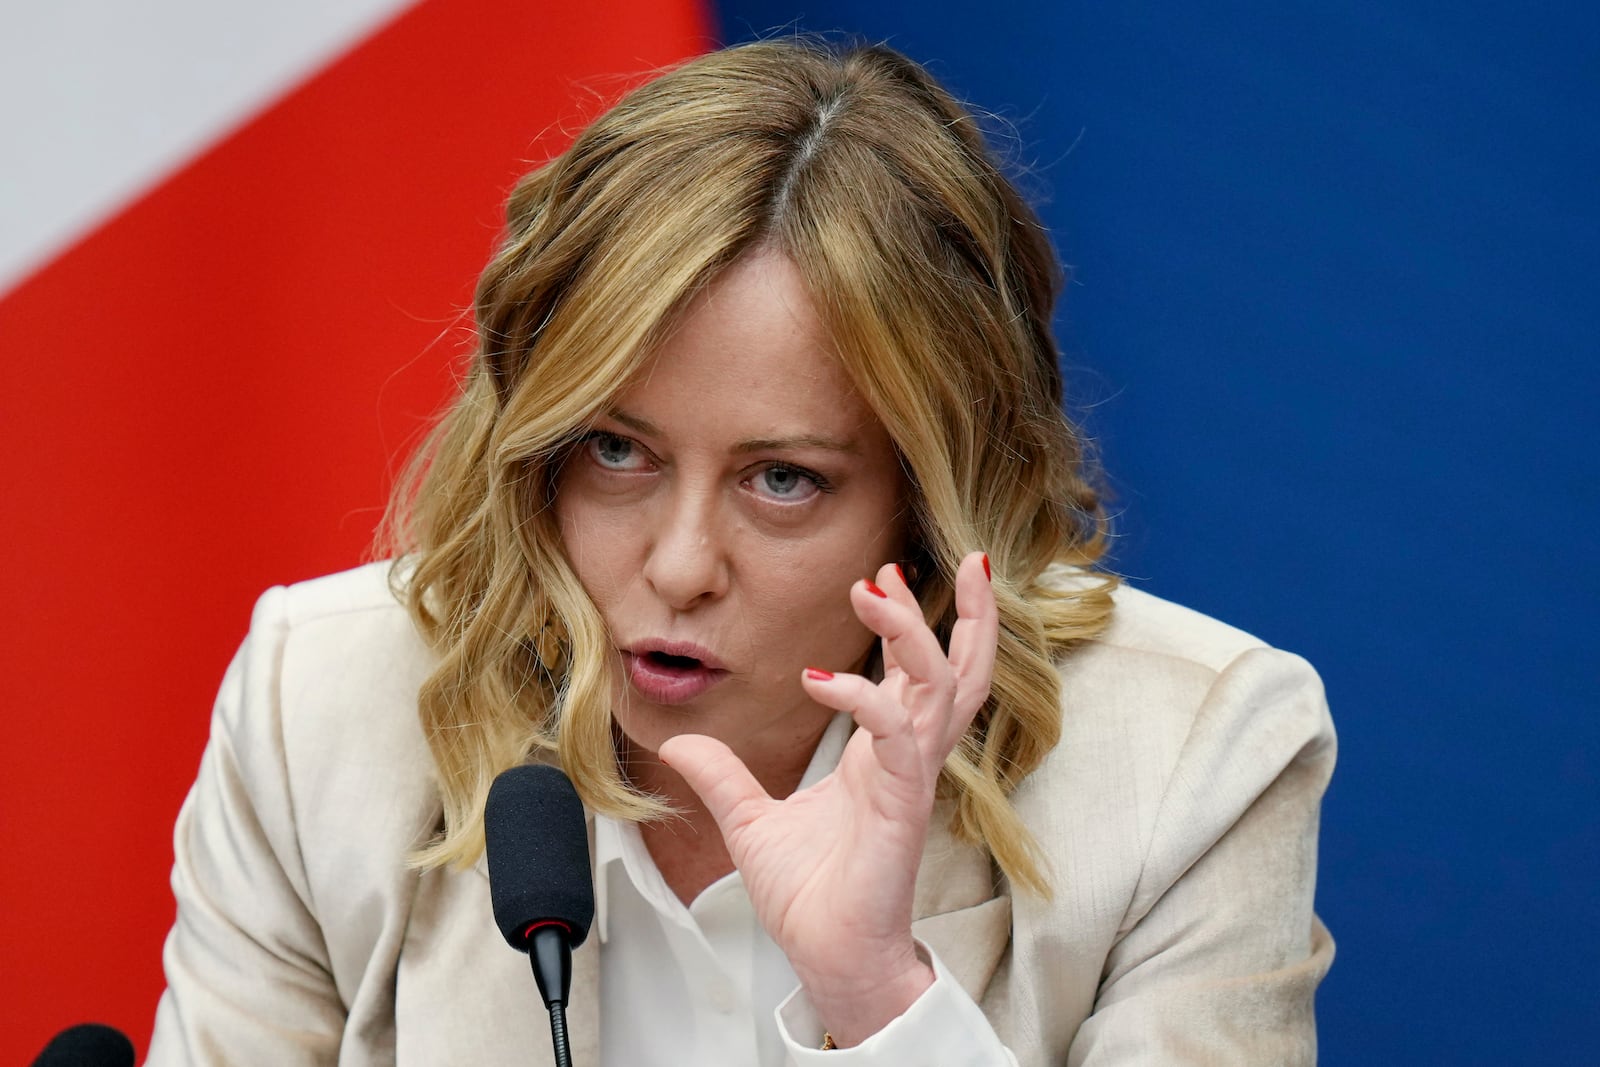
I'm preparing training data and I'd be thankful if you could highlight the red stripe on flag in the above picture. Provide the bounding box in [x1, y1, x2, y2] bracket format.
[0, 0, 710, 1057]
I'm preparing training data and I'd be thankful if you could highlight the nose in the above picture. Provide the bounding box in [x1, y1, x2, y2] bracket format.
[640, 486, 730, 611]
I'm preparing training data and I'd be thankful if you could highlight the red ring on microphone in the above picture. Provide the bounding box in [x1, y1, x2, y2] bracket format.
[520, 918, 572, 944]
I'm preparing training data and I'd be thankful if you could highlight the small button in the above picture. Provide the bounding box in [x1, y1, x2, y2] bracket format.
[708, 981, 738, 1013]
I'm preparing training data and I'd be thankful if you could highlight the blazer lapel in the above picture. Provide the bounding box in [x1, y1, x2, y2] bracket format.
[453, 815, 602, 1066]
[908, 799, 1013, 1002]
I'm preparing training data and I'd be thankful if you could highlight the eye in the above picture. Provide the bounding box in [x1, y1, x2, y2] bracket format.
[584, 431, 648, 472]
[749, 463, 825, 503]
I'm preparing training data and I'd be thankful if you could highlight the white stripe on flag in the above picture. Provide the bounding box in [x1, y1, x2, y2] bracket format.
[0, 0, 418, 293]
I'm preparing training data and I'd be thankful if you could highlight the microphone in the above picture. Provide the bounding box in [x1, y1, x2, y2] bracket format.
[30, 1024, 135, 1067]
[485, 763, 594, 1067]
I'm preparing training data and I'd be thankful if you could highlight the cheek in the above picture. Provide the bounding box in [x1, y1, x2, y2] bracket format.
[741, 561, 875, 663]
[553, 496, 626, 607]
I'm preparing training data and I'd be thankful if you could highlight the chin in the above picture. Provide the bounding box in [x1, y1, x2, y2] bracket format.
[611, 699, 710, 759]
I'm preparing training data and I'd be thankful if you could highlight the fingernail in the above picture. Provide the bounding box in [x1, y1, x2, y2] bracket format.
[982, 554, 991, 581]
[893, 563, 906, 586]
[863, 579, 888, 598]
[805, 667, 835, 681]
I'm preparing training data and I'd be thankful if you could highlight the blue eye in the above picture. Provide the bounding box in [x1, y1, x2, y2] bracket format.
[755, 464, 821, 501]
[588, 432, 640, 470]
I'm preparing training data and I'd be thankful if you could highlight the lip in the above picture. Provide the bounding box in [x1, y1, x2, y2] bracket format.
[622, 640, 729, 705]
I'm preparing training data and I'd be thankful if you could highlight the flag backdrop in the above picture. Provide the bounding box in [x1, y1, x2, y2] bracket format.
[4, 2, 1596, 1063]
[0, 1, 710, 1058]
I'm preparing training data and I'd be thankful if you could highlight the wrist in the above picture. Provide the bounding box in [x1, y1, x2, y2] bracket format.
[796, 944, 935, 1048]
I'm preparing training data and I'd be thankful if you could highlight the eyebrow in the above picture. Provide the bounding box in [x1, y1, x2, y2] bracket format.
[604, 408, 861, 456]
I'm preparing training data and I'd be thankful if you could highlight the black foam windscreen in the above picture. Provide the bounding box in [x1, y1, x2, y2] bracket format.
[30, 1024, 135, 1067]
[484, 763, 595, 950]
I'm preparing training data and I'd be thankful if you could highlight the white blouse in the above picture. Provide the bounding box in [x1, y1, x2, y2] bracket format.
[595, 713, 1016, 1066]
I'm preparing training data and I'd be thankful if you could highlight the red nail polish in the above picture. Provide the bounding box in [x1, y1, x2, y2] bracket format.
[893, 563, 906, 586]
[982, 554, 991, 580]
[863, 579, 888, 598]
[805, 667, 835, 681]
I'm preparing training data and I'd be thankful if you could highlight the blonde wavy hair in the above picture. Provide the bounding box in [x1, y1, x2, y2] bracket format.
[382, 38, 1116, 896]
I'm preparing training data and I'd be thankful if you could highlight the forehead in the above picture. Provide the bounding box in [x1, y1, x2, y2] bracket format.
[608, 250, 884, 447]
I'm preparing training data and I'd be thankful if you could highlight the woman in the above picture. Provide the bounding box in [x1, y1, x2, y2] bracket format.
[149, 38, 1334, 1065]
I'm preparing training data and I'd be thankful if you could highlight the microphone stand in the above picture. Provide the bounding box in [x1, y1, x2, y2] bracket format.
[528, 923, 575, 1067]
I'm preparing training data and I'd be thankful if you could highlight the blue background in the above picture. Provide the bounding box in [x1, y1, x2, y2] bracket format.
[714, 3, 1598, 1061]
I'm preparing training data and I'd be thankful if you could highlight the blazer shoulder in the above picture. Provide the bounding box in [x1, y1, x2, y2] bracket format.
[1011, 578, 1334, 1013]
[261, 559, 409, 627]
[1052, 578, 1328, 748]
[1093, 582, 1276, 674]
[240, 561, 426, 686]
[225, 560, 435, 795]
[184, 560, 439, 1021]
[1028, 574, 1332, 852]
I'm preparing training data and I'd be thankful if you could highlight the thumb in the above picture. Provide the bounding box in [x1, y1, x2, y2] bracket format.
[656, 734, 774, 843]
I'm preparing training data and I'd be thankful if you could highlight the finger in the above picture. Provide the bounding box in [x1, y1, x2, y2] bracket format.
[802, 669, 926, 787]
[657, 734, 774, 841]
[872, 562, 919, 679]
[850, 578, 952, 705]
[944, 551, 999, 747]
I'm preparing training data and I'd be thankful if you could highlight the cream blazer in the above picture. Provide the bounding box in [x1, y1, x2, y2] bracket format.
[148, 562, 1335, 1065]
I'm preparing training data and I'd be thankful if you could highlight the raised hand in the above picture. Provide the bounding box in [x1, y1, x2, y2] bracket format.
[656, 550, 998, 1047]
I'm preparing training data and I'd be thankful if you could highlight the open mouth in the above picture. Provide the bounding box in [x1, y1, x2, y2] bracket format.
[624, 647, 726, 704]
[643, 650, 703, 671]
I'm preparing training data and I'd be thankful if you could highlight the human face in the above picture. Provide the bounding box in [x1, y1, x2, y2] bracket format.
[553, 249, 909, 790]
